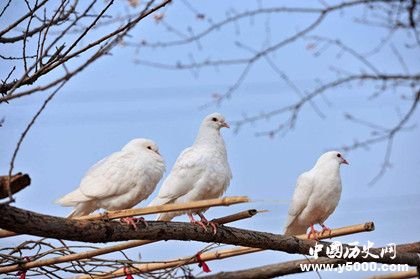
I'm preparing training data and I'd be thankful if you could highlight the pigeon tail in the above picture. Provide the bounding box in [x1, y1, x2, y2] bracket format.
[55, 188, 90, 206]
[284, 223, 308, 236]
[156, 212, 174, 221]
[67, 202, 97, 218]
[148, 195, 173, 207]
[148, 197, 176, 221]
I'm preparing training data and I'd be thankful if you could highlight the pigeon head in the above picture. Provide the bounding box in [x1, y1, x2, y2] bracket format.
[318, 150, 349, 166]
[123, 138, 161, 156]
[202, 112, 230, 130]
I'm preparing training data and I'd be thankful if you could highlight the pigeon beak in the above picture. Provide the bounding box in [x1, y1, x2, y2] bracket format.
[221, 121, 230, 128]
[342, 158, 349, 165]
[155, 150, 161, 156]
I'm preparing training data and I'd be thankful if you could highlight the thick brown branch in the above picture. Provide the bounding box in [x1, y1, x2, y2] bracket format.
[199, 258, 345, 279]
[0, 204, 418, 267]
[0, 173, 30, 199]
[0, 209, 259, 274]
[199, 247, 420, 279]
[199, 242, 420, 279]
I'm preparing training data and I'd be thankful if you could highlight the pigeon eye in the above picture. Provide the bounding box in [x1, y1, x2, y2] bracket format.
[337, 153, 341, 158]
[211, 117, 218, 122]
[147, 146, 152, 150]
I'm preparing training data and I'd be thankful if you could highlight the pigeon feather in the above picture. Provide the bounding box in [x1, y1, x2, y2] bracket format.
[284, 151, 348, 235]
[149, 113, 232, 221]
[56, 138, 165, 217]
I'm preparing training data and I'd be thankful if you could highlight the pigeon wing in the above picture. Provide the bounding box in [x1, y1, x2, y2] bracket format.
[284, 172, 314, 229]
[78, 151, 138, 199]
[151, 147, 205, 205]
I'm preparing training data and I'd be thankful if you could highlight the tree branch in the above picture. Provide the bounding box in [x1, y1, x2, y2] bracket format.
[0, 173, 31, 199]
[198, 243, 420, 279]
[0, 204, 419, 267]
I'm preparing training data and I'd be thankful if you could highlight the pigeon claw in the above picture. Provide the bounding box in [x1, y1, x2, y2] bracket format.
[120, 217, 148, 230]
[188, 213, 207, 232]
[201, 220, 218, 235]
[320, 224, 332, 237]
[307, 224, 320, 240]
[207, 221, 218, 235]
[194, 220, 208, 231]
[188, 213, 218, 234]
[198, 213, 218, 235]
[136, 216, 148, 227]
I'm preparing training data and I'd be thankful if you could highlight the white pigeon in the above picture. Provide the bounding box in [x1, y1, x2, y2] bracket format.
[148, 112, 232, 232]
[283, 151, 348, 238]
[56, 138, 165, 221]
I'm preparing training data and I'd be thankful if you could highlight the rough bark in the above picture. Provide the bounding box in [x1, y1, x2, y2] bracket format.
[199, 241, 420, 279]
[199, 258, 346, 279]
[0, 204, 419, 267]
[0, 173, 31, 199]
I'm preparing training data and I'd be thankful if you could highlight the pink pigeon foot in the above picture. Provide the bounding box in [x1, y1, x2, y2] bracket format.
[120, 217, 148, 230]
[307, 224, 320, 240]
[188, 213, 208, 231]
[320, 223, 332, 236]
[198, 212, 218, 235]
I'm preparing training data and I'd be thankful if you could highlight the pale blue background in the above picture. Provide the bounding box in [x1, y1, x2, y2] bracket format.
[1, 1, 419, 278]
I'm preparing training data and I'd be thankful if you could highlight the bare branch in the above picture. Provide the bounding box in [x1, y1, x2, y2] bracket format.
[198, 242, 420, 279]
[0, 204, 419, 267]
[0, 173, 31, 199]
[5, 82, 66, 203]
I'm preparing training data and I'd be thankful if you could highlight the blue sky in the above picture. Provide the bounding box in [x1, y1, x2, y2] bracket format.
[1, 1, 419, 278]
